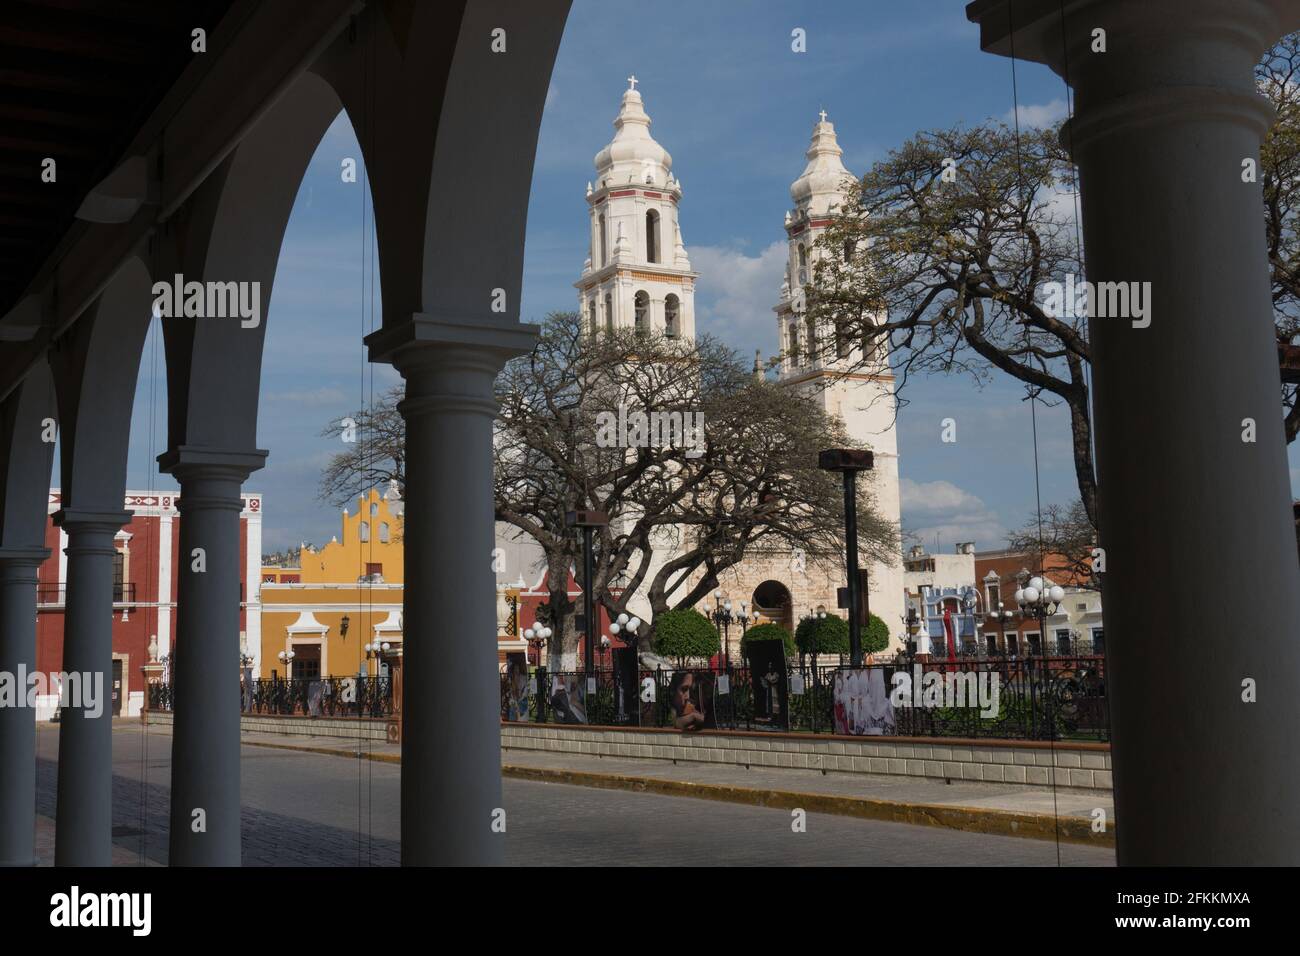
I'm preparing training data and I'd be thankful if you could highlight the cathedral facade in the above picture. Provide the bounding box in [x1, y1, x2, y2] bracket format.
[571, 81, 906, 654]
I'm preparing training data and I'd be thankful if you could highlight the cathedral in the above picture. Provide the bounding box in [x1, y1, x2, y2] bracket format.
[567, 78, 906, 653]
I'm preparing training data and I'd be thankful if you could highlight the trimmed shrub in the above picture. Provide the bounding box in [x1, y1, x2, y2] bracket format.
[652, 608, 720, 662]
[740, 622, 796, 659]
[795, 612, 849, 656]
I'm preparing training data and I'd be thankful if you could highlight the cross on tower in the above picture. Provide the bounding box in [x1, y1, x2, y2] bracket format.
[627, 74, 638, 90]
[819, 109, 828, 123]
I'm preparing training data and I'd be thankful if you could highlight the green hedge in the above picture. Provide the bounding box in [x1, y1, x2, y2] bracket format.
[796, 612, 891, 656]
[652, 608, 720, 661]
[740, 622, 795, 659]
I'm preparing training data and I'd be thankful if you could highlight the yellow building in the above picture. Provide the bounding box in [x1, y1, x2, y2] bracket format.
[260, 485, 405, 679]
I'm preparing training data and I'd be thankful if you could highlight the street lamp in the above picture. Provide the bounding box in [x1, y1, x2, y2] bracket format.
[709, 590, 738, 668]
[600, 633, 611, 670]
[818, 447, 873, 665]
[1015, 573, 1065, 656]
[276, 648, 295, 679]
[986, 601, 1018, 656]
[524, 624, 551, 668]
[566, 509, 609, 677]
[364, 640, 391, 676]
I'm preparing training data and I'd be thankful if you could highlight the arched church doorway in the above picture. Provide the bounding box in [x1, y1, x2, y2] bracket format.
[752, 580, 793, 634]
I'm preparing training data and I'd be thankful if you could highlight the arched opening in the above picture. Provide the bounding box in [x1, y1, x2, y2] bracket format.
[664, 293, 679, 339]
[634, 290, 649, 337]
[805, 314, 818, 363]
[604, 292, 614, 333]
[588, 298, 598, 337]
[598, 212, 607, 266]
[752, 580, 794, 634]
[787, 320, 800, 364]
[646, 208, 660, 263]
[797, 243, 808, 284]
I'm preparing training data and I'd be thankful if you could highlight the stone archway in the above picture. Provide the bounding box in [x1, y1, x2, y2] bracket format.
[752, 580, 793, 634]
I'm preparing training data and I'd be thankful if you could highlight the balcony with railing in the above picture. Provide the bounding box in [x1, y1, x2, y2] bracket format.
[37, 582, 136, 606]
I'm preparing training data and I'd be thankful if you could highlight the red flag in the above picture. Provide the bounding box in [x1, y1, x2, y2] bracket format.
[943, 607, 957, 669]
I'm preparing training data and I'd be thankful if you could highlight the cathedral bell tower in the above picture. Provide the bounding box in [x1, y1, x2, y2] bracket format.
[576, 77, 697, 341]
[774, 112, 906, 647]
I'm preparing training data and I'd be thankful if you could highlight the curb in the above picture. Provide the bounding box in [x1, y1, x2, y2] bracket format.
[240, 737, 1114, 847]
[242, 738, 401, 763]
[499, 765, 1113, 847]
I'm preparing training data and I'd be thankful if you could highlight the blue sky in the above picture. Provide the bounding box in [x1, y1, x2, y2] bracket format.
[114, 0, 1300, 555]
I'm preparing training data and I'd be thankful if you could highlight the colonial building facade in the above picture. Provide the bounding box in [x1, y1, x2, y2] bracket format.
[35, 489, 262, 719]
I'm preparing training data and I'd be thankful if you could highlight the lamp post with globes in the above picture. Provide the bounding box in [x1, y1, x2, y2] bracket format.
[275, 649, 296, 715]
[524, 624, 551, 669]
[364, 640, 391, 676]
[1014, 573, 1065, 657]
[276, 648, 295, 677]
[709, 590, 740, 667]
[609, 613, 641, 724]
[987, 602, 1018, 657]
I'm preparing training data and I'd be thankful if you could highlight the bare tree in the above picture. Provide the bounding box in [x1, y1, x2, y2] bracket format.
[318, 385, 404, 506]
[1005, 500, 1099, 591]
[803, 122, 1097, 526]
[494, 311, 896, 667]
[1258, 33, 1300, 443]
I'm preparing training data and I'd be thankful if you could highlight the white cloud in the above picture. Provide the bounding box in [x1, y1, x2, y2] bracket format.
[899, 477, 1005, 551]
[691, 241, 787, 354]
[1002, 98, 1068, 129]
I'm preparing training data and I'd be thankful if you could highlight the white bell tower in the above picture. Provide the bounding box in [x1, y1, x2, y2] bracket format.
[576, 77, 697, 341]
[773, 112, 906, 645]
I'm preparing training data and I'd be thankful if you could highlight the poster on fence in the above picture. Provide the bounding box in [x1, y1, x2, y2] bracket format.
[746, 640, 789, 729]
[832, 668, 895, 736]
[613, 647, 639, 723]
[549, 673, 587, 724]
[667, 671, 723, 731]
[505, 655, 530, 722]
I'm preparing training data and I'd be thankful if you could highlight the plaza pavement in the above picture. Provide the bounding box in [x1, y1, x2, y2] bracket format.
[31, 721, 1115, 866]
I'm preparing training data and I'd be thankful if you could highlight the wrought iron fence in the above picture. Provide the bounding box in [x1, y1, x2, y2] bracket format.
[501, 654, 1108, 741]
[149, 676, 395, 718]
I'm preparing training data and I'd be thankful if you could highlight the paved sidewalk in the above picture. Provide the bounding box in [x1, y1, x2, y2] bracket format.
[228, 728, 1115, 847]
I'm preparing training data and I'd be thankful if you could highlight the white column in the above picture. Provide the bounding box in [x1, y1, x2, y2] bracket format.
[968, 0, 1300, 864]
[0, 547, 49, 866]
[367, 314, 535, 866]
[52, 509, 130, 866]
[157, 510, 173, 659]
[158, 447, 266, 867]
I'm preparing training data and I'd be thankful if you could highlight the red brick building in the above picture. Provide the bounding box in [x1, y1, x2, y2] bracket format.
[973, 548, 1102, 656]
[34, 489, 262, 718]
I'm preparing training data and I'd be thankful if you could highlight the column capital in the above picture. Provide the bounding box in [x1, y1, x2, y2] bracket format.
[51, 509, 131, 535]
[0, 546, 50, 568]
[157, 446, 269, 481]
[365, 312, 539, 373]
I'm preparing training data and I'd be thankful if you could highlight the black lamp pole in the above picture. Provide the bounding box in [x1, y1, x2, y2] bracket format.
[566, 510, 609, 677]
[819, 448, 873, 666]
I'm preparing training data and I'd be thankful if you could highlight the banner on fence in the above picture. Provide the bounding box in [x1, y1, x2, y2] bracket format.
[746, 641, 789, 729]
[832, 668, 895, 736]
[505, 655, 530, 723]
[550, 673, 587, 724]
